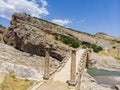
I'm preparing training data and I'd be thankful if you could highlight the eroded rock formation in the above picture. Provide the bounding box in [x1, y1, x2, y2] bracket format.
[0, 43, 61, 80]
[4, 13, 118, 61]
[3, 13, 70, 61]
[0, 24, 6, 42]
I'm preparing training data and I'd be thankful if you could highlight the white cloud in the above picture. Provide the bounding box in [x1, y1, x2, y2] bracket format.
[52, 19, 71, 26]
[0, 0, 49, 20]
[40, 0, 47, 7]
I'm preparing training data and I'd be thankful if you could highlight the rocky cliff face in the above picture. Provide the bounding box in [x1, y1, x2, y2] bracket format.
[95, 32, 120, 42]
[0, 25, 6, 43]
[3, 13, 70, 61]
[88, 52, 120, 71]
[0, 43, 61, 80]
[0, 24, 5, 33]
[3, 13, 117, 60]
[4, 13, 114, 49]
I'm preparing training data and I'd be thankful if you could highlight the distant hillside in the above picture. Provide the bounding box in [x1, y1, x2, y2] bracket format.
[3, 13, 120, 60]
[95, 32, 120, 42]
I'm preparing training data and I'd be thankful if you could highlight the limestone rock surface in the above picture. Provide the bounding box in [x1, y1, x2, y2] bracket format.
[88, 52, 120, 71]
[0, 43, 61, 80]
[3, 13, 69, 61]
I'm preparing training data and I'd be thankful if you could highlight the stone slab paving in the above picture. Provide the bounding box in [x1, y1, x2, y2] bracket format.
[34, 49, 86, 90]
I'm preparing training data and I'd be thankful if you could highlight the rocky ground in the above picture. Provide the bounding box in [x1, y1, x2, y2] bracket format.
[88, 52, 120, 71]
[0, 43, 120, 90]
[86, 52, 120, 90]
[0, 72, 5, 84]
[81, 70, 112, 90]
[0, 13, 120, 90]
[0, 43, 61, 81]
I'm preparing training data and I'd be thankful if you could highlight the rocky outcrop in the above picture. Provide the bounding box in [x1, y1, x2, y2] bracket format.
[0, 24, 6, 42]
[0, 24, 5, 33]
[88, 52, 120, 71]
[81, 71, 112, 90]
[95, 32, 120, 42]
[0, 43, 61, 80]
[115, 85, 120, 90]
[3, 13, 70, 61]
[3, 13, 113, 57]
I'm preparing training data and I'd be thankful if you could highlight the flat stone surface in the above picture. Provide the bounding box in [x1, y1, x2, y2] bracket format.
[36, 80, 70, 90]
[33, 49, 87, 90]
[95, 76, 120, 86]
[53, 49, 85, 83]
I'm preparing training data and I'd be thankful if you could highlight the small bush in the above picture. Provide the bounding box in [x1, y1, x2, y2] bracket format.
[25, 79, 30, 81]
[83, 43, 103, 53]
[10, 74, 16, 79]
[54, 35, 80, 48]
[91, 44, 103, 53]
[62, 37, 80, 48]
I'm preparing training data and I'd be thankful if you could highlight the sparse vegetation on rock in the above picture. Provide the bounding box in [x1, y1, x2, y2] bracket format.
[54, 35, 79, 48]
[82, 42, 103, 53]
[4, 13, 115, 51]
[91, 44, 103, 53]
[62, 37, 79, 48]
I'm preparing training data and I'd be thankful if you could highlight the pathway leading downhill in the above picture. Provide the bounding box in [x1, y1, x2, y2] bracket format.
[30, 49, 86, 90]
[53, 49, 85, 83]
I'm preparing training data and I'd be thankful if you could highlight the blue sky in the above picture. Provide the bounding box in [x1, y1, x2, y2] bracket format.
[0, 0, 120, 36]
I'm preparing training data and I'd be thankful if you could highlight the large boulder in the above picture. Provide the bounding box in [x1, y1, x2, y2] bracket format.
[0, 43, 61, 80]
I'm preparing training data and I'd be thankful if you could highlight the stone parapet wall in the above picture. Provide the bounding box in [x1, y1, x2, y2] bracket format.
[69, 49, 91, 90]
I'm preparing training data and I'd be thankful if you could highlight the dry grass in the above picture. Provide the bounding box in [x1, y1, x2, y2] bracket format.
[99, 50, 109, 56]
[46, 33, 69, 47]
[115, 57, 120, 64]
[117, 60, 120, 64]
[100, 48, 120, 64]
[100, 49, 120, 57]
[0, 73, 35, 90]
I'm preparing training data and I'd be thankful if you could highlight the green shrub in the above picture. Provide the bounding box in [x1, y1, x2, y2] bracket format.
[62, 37, 79, 48]
[83, 43, 103, 53]
[91, 44, 103, 53]
[115, 57, 120, 60]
